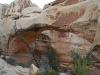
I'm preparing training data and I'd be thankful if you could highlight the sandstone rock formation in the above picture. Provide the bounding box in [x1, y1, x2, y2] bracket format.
[43, 0, 85, 9]
[0, 0, 100, 65]
[0, 4, 8, 19]
[21, 7, 42, 17]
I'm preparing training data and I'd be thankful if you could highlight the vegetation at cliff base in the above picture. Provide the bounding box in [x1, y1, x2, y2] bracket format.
[69, 50, 90, 75]
[45, 70, 60, 75]
[46, 45, 60, 72]
[0, 48, 2, 56]
[6, 57, 18, 66]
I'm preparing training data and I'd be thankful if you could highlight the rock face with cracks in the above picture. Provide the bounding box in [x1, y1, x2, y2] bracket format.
[0, 0, 100, 64]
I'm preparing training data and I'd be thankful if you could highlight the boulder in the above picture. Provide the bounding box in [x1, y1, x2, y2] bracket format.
[0, 65, 29, 75]
[0, 58, 7, 70]
[29, 64, 39, 75]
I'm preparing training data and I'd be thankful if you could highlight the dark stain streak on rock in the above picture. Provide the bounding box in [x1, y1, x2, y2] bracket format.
[92, 45, 100, 52]
[91, 19, 97, 22]
[24, 24, 41, 32]
[33, 24, 41, 32]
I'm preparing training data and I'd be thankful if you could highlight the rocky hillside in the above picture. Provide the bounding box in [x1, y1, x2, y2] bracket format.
[0, 0, 100, 65]
[0, 58, 29, 75]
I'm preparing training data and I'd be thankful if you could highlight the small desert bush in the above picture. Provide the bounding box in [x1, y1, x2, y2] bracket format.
[18, 59, 33, 67]
[72, 57, 89, 75]
[45, 70, 60, 75]
[37, 68, 46, 75]
[18, 62, 25, 67]
[69, 50, 90, 75]
[86, 49, 96, 62]
[0, 48, 2, 56]
[25, 59, 33, 68]
[6, 57, 17, 66]
[46, 45, 60, 71]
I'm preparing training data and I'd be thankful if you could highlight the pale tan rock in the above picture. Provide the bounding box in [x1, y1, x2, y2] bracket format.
[0, 58, 7, 70]
[1, 65, 29, 75]
[0, 58, 29, 75]
[22, 7, 42, 14]
[21, 7, 42, 17]
[29, 64, 39, 75]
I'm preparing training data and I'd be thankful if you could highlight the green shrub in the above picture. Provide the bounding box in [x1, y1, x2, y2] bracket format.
[69, 50, 81, 60]
[86, 50, 96, 62]
[45, 70, 60, 75]
[38, 55, 53, 70]
[18, 60, 32, 67]
[18, 62, 25, 67]
[72, 57, 89, 75]
[6, 57, 17, 66]
[69, 50, 90, 75]
[46, 45, 60, 71]
[37, 68, 46, 75]
[25, 59, 33, 68]
[0, 48, 2, 56]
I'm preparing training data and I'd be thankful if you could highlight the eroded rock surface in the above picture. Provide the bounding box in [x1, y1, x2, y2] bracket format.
[0, 0, 100, 65]
[0, 58, 29, 75]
